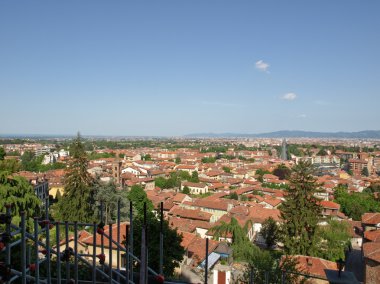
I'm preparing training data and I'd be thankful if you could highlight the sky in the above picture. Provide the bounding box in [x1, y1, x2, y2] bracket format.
[1, 0, 379, 136]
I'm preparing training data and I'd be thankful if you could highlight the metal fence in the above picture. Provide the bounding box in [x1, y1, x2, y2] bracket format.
[0, 199, 343, 284]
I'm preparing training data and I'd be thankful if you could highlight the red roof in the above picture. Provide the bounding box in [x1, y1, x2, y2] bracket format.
[362, 213, 380, 225]
[320, 200, 340, 210]
[284, 255, 338, 279]
[363, 242, 380, 263]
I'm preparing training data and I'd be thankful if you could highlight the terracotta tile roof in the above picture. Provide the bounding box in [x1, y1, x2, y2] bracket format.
[169, 206, 212, 222]
[320, 200, 340, 210]
[363, 242, 380, 263]
[364, 230, 380, 242]
[285, 255, 338, 279]
[362, 213, 380, 225]
[182, 182, 207, 188]
[79, 222, 129, 249]
[187, 236, 219, 266]
[172, 193, 189, 203]
[248, 207, 280, 223]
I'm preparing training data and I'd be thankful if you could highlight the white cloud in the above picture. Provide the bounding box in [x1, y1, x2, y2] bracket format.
[297, 114, 307, 118]
[282, 93, 297, 101]
[255, 60, 270, 72]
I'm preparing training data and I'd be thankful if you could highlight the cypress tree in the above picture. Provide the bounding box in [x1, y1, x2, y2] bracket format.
[56, 133, 94, 222]
[280, 160, 322, 256]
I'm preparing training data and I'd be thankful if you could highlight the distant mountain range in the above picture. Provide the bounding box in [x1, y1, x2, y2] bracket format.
[185, 130, 380, 139]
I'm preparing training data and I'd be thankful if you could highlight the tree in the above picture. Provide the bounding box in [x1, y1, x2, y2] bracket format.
[316, 148, 328, 156]
[182, 186, 190, 194]
[93, 182, 130, 224]
[273, 164, 291, 180]
[223, 166, 231, 173]
[210, 217, 254, 261]
[334, 186, 380, 220]
[0, 159, 21, 173]
[280, 161, 322, 256]
[362, 167, 369, 177]
[127, 185, 154, 217]
[260, 217, 279, 248]
[244, 249, 304, 284]
[314, 220, 350, 261]
[190, 171, 199, 182]
[229, 192, 238, 200]
[175, 157, 181, 164]
[55, 133, 94, 222]
[0, 147, 5, 160]
[0, 172, 41, 226]
[129, 185, 184, 276]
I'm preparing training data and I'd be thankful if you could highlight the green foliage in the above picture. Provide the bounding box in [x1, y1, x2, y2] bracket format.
[316, 148, 328, 156]
[244, 249, 303, 284]
[129, 185, 184, 276]
[201, 157, 216, 163]
[280, 161, 322, 256]
[87, 151, 115, 160]
[175, 157, 181, 164]
[287, 144, 303, 157]
[200, 146, 228, 153]
[334, 186, 380, 220]
[6, 150, 21, 156]
[190, 171, 199, 182]
[256, 168, 271, 182]
[261, 182, 289, 190]
[273, 164, 291, 180]
[182, 186, 190, 194]
[55, 133, 95, 222]
[0, 159, 21, 173]
[361, 167, 369, 177]
[223, 166, 231, 173]
[210, 217, 254, 261]
[229, 192, 239, 200]
[142, 154, 152, 161]
[261, 217, 279, 248]
[0, 147, 6, 160]
[132, 214, 184, 276]
[314, 220, 350, 261]
[20, 150, 64, 172]
[127, 185, 154, 216]
[93, 182, 130, 224]
[0, 172, 41, 226]
[154, 171, 198, 189]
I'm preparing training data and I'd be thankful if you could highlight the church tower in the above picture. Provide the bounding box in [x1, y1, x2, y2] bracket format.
[112, 153, 122, 185]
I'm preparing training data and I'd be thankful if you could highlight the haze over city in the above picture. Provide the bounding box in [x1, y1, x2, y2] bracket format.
[1, 0, 379, 136]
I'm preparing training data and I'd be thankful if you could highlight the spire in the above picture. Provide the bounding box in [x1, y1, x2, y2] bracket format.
[281, 138, 288, 161]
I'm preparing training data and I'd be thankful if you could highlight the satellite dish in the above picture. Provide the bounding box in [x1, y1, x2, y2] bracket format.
[376, 223, 380, 228]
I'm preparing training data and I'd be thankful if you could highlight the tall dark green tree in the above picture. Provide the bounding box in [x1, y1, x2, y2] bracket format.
[0, 172, 41, 226]
[273, 164, 291, 180]
[280, 161, 322, 256]
[128, 185, 184, 276]
[260, 217, 279, 248]
[0, 147, 5, 160]
[55, 133, 94, 222]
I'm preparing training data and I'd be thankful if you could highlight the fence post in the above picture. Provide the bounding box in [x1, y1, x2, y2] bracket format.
[109, 223, 113, 283]
[205, 238, 209, 284]
[159, 202, 163, 276]
[21, 211, 26, 284]
[56, 221, 61, 283]
[34, 217, 40, 283]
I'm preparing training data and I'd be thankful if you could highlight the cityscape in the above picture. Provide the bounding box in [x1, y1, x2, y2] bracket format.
[1, 1, 380, 284]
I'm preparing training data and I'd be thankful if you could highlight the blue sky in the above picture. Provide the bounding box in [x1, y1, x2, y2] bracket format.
[1, 1, 379, 136]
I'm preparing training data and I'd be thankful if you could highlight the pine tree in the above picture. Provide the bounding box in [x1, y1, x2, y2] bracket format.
[280, 160, 322, 256]
[56, 133, 94, 222]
